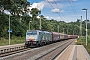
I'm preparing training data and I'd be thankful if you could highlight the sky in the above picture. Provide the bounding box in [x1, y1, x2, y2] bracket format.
[27, 0, 90, 22]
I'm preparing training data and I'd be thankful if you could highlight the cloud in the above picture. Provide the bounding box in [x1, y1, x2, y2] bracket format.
[45, 16, 62, 21]
[51, 8, 64, 12]
[4, 10, 11, 15]
[46, 0, 77, 3]
[28, 1, 45, 11]
[46, 0, 61, 3]
[46, 0, 55, 2]
[60, 10, 64, 12]
[51, 8, 60, 12]
[36, 1, 45, 10]
[37, 16, 40, 18]
[55, 17, 62, 21]
[44, 15, 76, 22]
[27, 0, 65, 11]
[27, 0, 77, 11]
[45, 16, 49, 19]
[45, 16, 52, 19]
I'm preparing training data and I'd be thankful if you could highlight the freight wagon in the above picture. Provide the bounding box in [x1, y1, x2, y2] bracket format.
[52, 32, 60, 42]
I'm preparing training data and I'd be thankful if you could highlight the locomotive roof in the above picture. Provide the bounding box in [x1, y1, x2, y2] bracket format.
[27, 30, 50, 32]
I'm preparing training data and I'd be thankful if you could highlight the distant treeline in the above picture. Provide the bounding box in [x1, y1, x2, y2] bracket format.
[1, 13, 90, 39]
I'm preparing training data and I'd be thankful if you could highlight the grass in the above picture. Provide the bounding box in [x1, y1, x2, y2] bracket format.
[76, 36, 90, 54]
[0, 36, 25, 46]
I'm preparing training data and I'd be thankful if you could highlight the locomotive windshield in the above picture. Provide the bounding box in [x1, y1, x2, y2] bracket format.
[27, 31, 37, 35]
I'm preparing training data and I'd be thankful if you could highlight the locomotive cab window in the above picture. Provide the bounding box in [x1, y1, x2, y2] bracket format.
[27, 31, 37, 35]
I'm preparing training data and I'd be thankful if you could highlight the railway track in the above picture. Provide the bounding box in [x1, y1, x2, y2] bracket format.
[0, 39, 75, 60]
[0, 43, 32, 58]
[35, 39, 74, 60]
[0, 48, 31, 57]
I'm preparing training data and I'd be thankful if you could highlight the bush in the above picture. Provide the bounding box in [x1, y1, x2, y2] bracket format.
[0, 36, 25, 46]
[76, 36, 90, 54]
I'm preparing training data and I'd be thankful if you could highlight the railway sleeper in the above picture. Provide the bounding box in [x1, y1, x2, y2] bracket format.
[0, 46, 25, 54]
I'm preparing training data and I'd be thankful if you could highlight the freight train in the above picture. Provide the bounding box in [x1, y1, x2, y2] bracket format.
[25, 30, 78, 47]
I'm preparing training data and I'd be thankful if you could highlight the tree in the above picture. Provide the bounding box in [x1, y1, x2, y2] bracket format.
[0, 0, 30, 16]
[30, 8, 41, 29]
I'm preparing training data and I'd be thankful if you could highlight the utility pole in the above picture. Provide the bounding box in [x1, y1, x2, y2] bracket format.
[73, 30, 74, 35]
[40, 16, 41, 30]
[9, 15, 10, 45]
[39, 9, 41, 30]
[58, 25, 59, 32]
[67, 29, 68, 34]
[63, 28, 64, 34]
[82, 8, 88, 46]
[80, 16, 82, 37]
[29, 21, 32, 30]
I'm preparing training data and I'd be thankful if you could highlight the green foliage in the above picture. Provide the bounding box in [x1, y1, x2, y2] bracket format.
[30, 8, 41, 29]
[0, 38, 8, 46]
[76, 36, 90, 54]
[0, 0, 30, 16]
[0, 14, 8, 38]
[0, 10, 89, 45]
[0, 37, 25, 46]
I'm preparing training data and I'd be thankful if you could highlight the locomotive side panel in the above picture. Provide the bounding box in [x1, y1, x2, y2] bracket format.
[25, 30, 52, 47]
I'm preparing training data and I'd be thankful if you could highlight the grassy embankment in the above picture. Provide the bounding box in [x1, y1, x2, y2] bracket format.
[0, 36, 25, 46]
[76, 36, 90, 54]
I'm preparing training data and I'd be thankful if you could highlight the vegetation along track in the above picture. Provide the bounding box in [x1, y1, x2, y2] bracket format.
[35, 39, 75, 60]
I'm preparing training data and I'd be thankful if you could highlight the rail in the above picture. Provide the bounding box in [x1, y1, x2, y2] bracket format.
[0, 43, 26, 56]
[35, 39, 74, 60]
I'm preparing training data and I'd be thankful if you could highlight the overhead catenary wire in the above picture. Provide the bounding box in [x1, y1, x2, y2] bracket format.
[67, 0, 78, 17]
[46, 0, 64, 20]
[42, 0, 78, 21]
[53, 0, 66, 19]
[71, 0, 78, 17]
